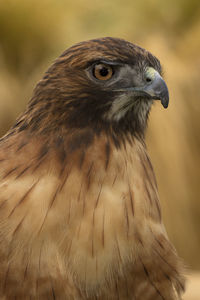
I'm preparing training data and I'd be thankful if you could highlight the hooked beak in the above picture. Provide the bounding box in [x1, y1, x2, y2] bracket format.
[140, 67, 169, 108]
[113, 67, 169, 108]
[115, 67, 169, 108]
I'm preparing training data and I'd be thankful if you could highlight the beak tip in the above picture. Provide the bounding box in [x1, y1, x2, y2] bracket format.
[161, 100, 169, 109]
[160, 90, 169, 109]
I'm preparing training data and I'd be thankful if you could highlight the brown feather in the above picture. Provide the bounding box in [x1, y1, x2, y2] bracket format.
[0, 37, 185, 299]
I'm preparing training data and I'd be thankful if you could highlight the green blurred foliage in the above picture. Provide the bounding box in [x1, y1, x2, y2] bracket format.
[0, 0, 200, 269]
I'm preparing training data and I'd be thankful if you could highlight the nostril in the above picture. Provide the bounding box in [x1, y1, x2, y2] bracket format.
[146, 77, 152, 83]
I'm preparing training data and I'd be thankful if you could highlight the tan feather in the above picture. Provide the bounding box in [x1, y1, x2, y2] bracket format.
[0, 37, 185, 299]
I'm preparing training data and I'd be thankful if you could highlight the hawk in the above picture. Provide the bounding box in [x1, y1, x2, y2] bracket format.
[0, 37, 185, 299]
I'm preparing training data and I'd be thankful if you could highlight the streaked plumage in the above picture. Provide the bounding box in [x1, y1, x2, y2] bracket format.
[0, 37, 185, 299]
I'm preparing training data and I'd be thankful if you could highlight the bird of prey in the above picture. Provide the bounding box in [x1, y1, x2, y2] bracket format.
[0, 37, 185, 299]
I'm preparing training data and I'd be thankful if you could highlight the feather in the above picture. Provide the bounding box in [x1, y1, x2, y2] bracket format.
[0, 37, 185, 299]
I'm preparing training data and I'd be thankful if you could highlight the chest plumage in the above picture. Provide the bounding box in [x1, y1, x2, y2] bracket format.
[0, 132, 184, 299]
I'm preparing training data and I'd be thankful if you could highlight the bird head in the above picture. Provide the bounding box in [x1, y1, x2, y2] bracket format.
[15, 37, 169, 138]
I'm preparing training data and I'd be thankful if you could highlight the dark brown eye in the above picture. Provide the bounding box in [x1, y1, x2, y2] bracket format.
[93, 63, 113, 81]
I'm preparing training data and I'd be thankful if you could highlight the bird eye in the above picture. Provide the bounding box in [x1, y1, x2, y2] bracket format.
[93, 63, 114, 81]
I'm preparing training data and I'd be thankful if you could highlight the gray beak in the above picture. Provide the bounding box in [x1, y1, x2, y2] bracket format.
[141, 67, 169, 108]
[114, 67, 169, 108]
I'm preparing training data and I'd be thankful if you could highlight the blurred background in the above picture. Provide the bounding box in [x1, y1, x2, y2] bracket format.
[0, 0, 199, 296]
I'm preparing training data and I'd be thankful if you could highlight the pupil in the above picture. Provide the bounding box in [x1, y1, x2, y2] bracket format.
[100, 67, 109, 77]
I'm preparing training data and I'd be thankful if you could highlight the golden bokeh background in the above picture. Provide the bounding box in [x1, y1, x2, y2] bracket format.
[0, 0, 199, 276]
